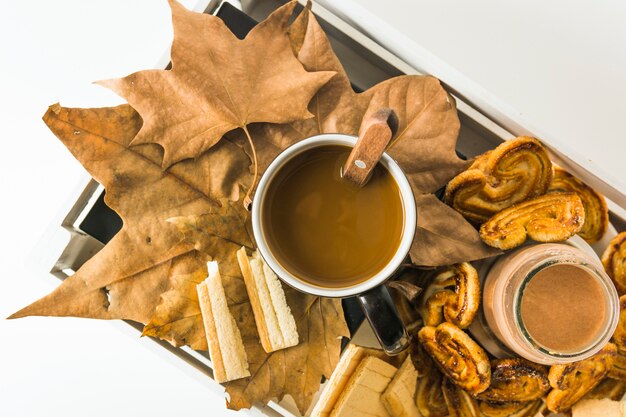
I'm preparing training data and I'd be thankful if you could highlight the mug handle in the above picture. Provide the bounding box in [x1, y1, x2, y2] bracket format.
[357, 285, 409, 355]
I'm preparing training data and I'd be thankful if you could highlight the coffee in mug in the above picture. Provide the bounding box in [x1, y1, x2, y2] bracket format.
[261, 144, 404, 288]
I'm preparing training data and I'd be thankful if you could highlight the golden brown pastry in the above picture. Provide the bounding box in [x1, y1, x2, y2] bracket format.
[418, 322, 491, 394]
[546, 342, 618, 413]
[441, 377, 481, 417]
[475, 358, 550, 403]
[416, 365, 449, 417]
[419, 263, 480, 329]
[609, 350, 626, 381]
[602, 232, 626, 295]
[411, 342, 449, 417]
[478, 400, 546, 417]
[612, 295, 626, 351]
[444, 137, 553, 223]
[548, 167, 608, 243]
[586, 377, 626, 401]
[480, 193, 585, 250]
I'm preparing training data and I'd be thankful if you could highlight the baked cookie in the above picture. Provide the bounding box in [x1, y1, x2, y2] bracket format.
[441, 377, 481, 417]
[549, 167, 608, 243]
[418, 322, 491, 394]
[586, 377, 626, 401]
[478, 399, 545, 417]
[602, 232, 626, 295]
[546, 343, 618, 413]
[475, 358, 550, 403]
[418, 263, 480, 329]
[445, 137, 553, 223]
[480, 193, 585, 250]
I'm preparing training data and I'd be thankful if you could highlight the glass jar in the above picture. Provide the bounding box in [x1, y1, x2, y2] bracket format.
[476, 240, 619, 365]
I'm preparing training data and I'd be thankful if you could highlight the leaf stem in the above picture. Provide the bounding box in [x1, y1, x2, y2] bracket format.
[242, 125, 258, 209]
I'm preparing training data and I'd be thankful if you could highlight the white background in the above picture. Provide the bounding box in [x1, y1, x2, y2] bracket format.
[0, 1, 238, 416]
[2, 0, 626, 416]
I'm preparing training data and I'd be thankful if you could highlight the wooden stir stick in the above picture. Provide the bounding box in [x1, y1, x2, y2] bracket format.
[342, 108, 399, 187]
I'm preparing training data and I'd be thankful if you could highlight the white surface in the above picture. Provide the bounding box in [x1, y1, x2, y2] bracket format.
[323, 0, 626, 201]
[0, 1, 239, 416]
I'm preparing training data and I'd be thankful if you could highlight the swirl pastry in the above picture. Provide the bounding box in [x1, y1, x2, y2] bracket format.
[419, 263, 480, 329]
[441, 377, 482, 417]
[602, 232, 626, 295]
[586, 377, 626, 401]
[548, 167, 608, 243]
[611, 295, 626, 351]
[418, 322, 491, 394]
[480, 193, 585, 250]
[478, 400, 545, 417]
[415, 357, 449, 417]
[608, 350, 626, 380]
[475, 359, 550, 403]
[444, 137, 553, 223]
[545, 342, 617, 413]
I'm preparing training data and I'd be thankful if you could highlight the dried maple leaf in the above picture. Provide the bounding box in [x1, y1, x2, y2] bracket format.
[169, 211, 349, 414]
[99, 0, 334, 204]
[240, 10, 497, 266]
[142, 250, 209, 350]
[8, 103, 248, 321]
[411, 194, 501, 266]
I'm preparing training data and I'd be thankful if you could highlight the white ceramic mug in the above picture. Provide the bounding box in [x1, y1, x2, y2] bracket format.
[252, 134, 417, 354]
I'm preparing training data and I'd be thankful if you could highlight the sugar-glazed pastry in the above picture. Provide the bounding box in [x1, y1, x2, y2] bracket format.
[586, 377, 626, 401]
[415, 362, 448, 417]
[418, 322, 491, 394]
[441, 377, 481, 417]
[480, 193, 585, 250]
[418, 263, 480, 329]
[602, 232, 626, 295]
[478, 400, 545, 417]
[444, 137, 553, 223]
[549, 167, 608, 243]
[475, 358, 550, 403]
[546, 342, 617, 413]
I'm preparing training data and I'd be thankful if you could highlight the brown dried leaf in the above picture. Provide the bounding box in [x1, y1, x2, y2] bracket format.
[243, 10, 468, 195]
[142, 252, 209, 350]
[98, 1, 334, 168]
[411, 194, 501, 266]
[240, 12, 492, 266]
[9, 104, 244, 321]
[170, 212, 349, 414]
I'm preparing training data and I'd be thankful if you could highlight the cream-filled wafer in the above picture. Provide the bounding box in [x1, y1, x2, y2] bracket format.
[197, 261, 250, 383]
[237, 247, 298, 352]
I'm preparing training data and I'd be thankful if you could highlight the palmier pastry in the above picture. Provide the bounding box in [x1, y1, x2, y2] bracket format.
[418, 322, 491, 394]
[480, 193, 585, 250]
[548, 167, 608, 243]
[475, 358, 550, 403]
[478, 400, 545, 417]
[602, 232, 626, 294]
[608, 350, 626, 380]
[445, 137, 553, 223]
[441, 377, 481, 417]
[611, 295, 626, 351]
[586, 377, 626, 401]
[545, 342, 617, 413]
[416, 365, 449, 417]
[419, 263, 480, 329]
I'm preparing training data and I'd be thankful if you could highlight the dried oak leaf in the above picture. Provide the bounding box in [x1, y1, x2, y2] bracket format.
[98, 0, 334, 168]
[240, 10, 498, 266]
[170, 212, 349, 414]
[9, 104, 247, 321]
